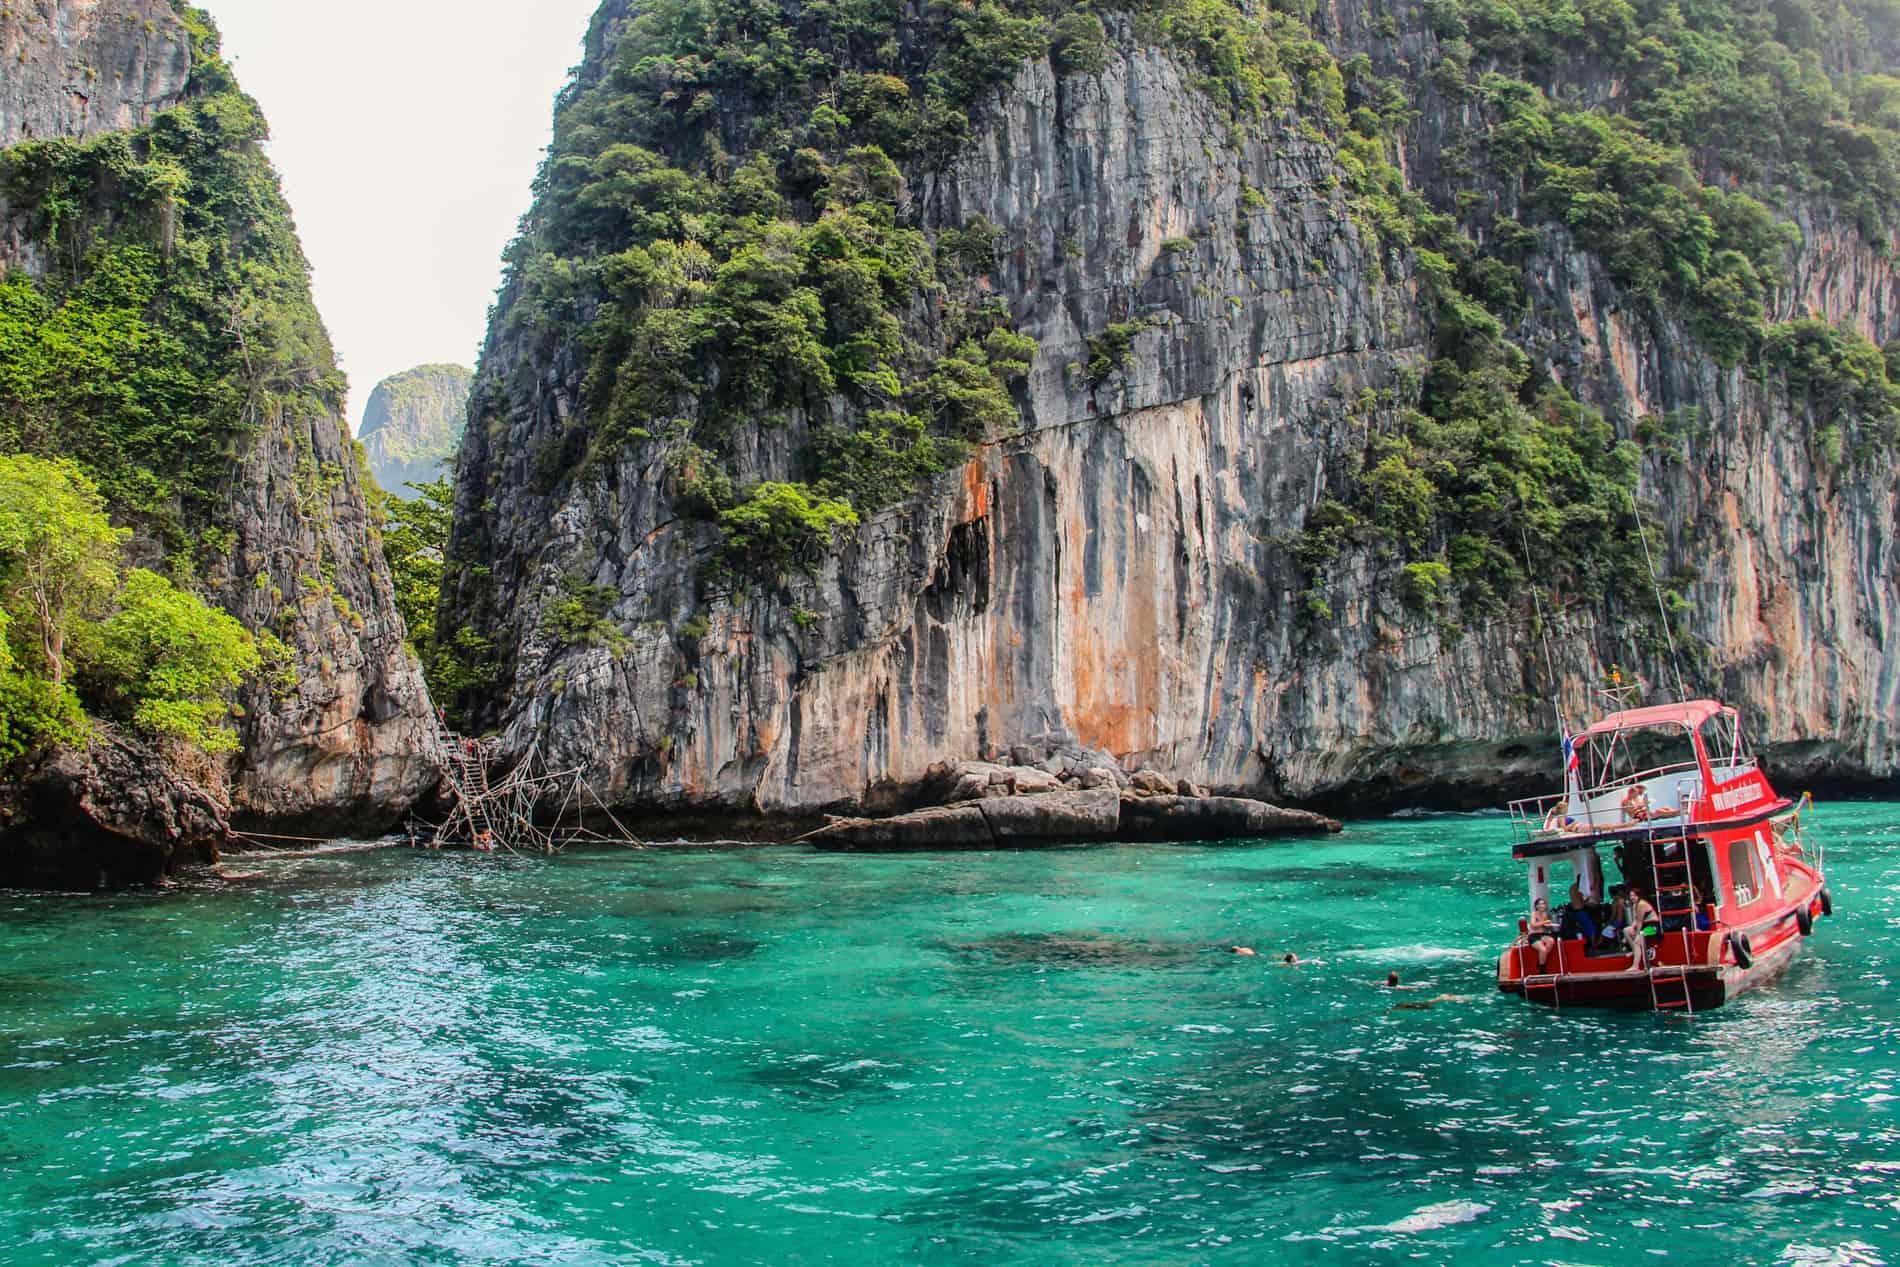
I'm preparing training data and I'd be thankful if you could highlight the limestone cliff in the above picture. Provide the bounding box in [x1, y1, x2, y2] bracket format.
[0, 1, 440, 872]
[443, 0, 1900, 818]
[0, 0, 192, 148]
[358, 364, 472, 497]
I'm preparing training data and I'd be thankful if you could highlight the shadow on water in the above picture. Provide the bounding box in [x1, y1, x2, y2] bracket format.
[945, 932, 1205, 969]
[656, 931, 762, 962]
[744, 1050, 907, 1104]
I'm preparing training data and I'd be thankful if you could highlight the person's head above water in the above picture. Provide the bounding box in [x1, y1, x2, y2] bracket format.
[1386, 970, 1400, 987]
[1283, 952, 1298, 964]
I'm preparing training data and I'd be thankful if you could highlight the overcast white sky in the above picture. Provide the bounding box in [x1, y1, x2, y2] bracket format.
[205, 1, 601, 432]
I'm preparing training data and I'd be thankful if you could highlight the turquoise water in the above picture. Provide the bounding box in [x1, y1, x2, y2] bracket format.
[1, 805, 1895, 1265]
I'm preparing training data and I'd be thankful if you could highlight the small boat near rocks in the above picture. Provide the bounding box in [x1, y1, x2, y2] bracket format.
[1496, 696, 1832, 1012]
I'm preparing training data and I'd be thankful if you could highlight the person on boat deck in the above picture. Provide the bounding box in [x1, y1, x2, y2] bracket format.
[1526, 897, 1558, 969]
[1693, 885, 1714, 931]
[1560, 880, 1600, 944]
[1620, 785, 1677, 823]
[1599, 885, 1631, 952]
[1624, 887, 1661, 957]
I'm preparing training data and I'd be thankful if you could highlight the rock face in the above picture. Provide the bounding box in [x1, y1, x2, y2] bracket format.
[358, 364, 473, 497]
[0, 0, 192, 148]
[214, 395, 443, 835]
[0, 729, 229, 888]
[0, 2, 442, 854]
[807, 786, 1340, 851]
[446, 1, 1900, 822]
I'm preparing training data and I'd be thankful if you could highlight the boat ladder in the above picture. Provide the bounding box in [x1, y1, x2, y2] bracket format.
[1646, 965, 1695, 1013]
[1646, 838, 1700, 1014]
[1522, 973, 1564, 1007]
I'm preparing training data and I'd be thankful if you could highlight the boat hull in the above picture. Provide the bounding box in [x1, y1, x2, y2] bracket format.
[1496, 874, 1822, 1012]
[1496, 929, 1804, 1011]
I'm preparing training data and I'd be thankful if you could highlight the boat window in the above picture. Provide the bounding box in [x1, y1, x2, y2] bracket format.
[1754, 830, 1784, 900]
[1697, 839, 1720, 913]
[1728, 836, 1759, 905]
[1701, 710, 1758, 780]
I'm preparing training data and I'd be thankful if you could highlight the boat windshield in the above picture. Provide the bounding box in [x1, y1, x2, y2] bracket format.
[1697, 709, 1758, 782]
[1577, 723, 1699, 792]
[1512, 719, 1707, 843]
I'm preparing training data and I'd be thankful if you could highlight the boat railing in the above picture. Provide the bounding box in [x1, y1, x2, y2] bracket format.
[1507, 761, 1705, 847]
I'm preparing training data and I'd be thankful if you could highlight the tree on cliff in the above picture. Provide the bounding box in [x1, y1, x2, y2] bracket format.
[0, 454, 266, 762]
[0, 455, 124, 688]
[377, 478, 452, 663]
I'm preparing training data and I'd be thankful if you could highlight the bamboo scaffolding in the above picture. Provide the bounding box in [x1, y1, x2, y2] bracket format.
[419, 725, 646, 854]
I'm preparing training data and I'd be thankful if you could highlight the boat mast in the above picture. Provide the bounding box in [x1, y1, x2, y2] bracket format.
[1521, 527, 1597, 829]
[1520, 526, 1565, 738]
[1628, 489, 1689, 703]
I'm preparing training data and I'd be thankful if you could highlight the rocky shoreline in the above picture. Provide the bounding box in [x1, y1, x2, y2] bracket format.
[0, 747, 1339, 888]
[0, 728, 231, 889]
[807, 760, 1339, 850]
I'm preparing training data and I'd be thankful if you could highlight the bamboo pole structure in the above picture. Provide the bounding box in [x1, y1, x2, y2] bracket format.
[420, 725, 646, 853]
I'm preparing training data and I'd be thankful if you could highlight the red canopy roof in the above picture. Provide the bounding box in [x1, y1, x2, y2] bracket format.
[1580, 698, 1726, 737]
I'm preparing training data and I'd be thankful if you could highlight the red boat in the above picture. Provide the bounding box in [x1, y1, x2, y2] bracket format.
[1496, 697, 1832, 1012]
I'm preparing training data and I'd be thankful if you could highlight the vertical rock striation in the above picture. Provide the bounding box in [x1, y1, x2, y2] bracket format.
[446, 0, 1900, 820]
[0, 0, 193, 148]
[0, 2, 440, 875]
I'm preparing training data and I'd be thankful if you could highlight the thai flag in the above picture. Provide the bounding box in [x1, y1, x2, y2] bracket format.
[1561, 732, 1584, 826]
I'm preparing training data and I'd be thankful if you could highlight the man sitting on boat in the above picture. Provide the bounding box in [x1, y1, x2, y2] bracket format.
[1620, 785, 1677, 823]
[1526, 898, 1557, 969]
[1560, 881, 1600, 944]
[1597, 885, 1632, 953]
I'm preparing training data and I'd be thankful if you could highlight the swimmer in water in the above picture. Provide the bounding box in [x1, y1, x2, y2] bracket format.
[1230, 946, 1257, 956]
[1386, 970, 1400, 987]
[1391, 993, 1475, 1011]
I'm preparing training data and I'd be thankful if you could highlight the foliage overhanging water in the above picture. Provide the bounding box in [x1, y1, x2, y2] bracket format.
[1, 805, 1895, 1264]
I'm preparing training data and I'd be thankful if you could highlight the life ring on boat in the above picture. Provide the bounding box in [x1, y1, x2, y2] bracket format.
[1819, 888, 1833, 918]
[1796, 905, 1814, 937]
[1727, 931, 1754, 969]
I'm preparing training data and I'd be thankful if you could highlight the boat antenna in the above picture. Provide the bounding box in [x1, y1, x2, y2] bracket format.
[1627, 488, 1689, 702]
[1518, 525, 1564, 735]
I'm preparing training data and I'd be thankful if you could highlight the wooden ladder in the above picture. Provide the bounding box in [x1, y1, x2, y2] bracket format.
[440, 727, 499, 841]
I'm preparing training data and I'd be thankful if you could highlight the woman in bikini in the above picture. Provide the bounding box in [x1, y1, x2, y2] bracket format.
[1526, 896, 1557, 969]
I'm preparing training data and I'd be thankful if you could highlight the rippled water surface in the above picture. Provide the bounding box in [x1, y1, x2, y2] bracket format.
[2, 804, 1896, 1264]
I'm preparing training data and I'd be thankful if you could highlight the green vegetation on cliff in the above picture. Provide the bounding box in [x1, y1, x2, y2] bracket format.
[358, 364, 473, 497]
[0, 456, 266, 760]
[1420, 0, 1900, 402]
[483, 0, 1371, 576]
[0, 4, 353, 765]
[1294, 0, 1900, 625]
[0, 4, 342, 549]
[480, 0, 1890, 642]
